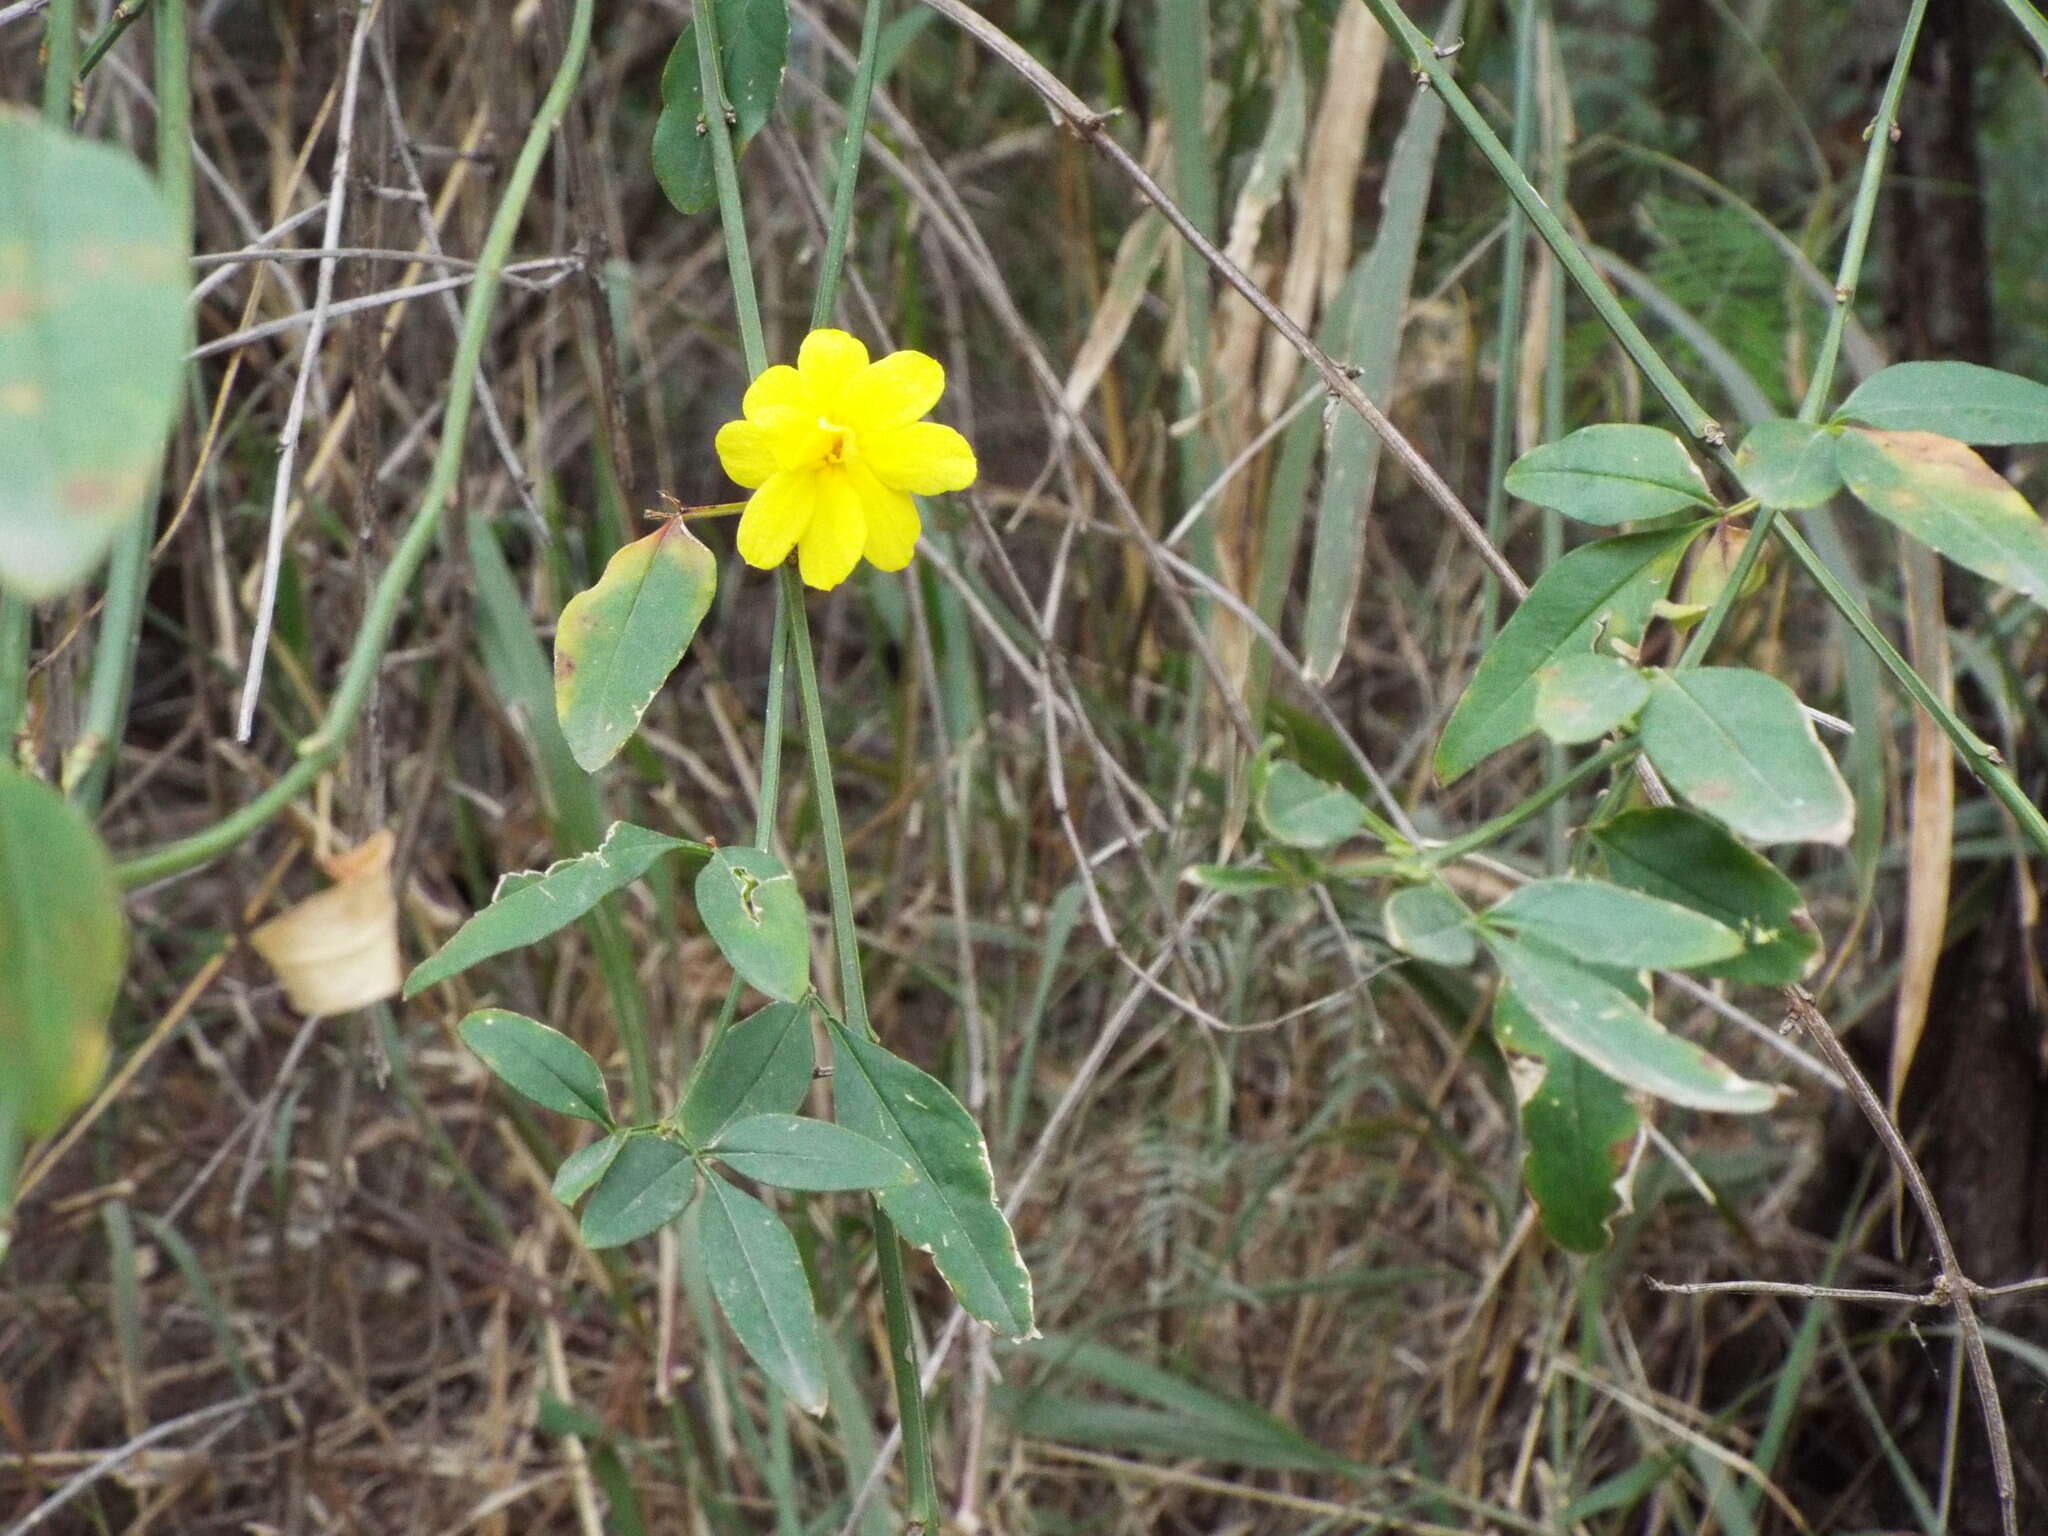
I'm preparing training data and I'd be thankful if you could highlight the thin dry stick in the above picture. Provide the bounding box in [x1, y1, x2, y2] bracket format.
[916, 0, 1526, 599]
[234, 0, 379, 740]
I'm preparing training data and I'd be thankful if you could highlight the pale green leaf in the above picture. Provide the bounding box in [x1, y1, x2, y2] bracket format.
[1532, 653, 1650, 745]
[695, 847, 810, 1002]
[1486, 935, 1779, 1113]
[0, 115, 186, 599]
[1503, 424, 1716, 526]
[404, 821, 704, 997]
[1639, 669, 1854, 845]
[458, 1009, 611, 1125]
[1836, 361, 2048, 445]
[1836, 427, 2048, 609]
[552, 1131, 626, 1204]
[1256, 757, 1367, 849]
[554, 520, 717, 772]
[1733, 419, 1842, 509]
[1382, 883, 1477, 967]
[1485, 878, 1744, 970]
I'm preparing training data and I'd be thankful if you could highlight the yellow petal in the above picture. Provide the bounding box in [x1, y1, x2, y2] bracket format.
[715, 419, 778, 488]
[851, 464, 921, 571]
[736, 470, 817, 570]
[861, 421, 977, 495]
[797, 329, 871, 414]
[844, 349, 944, 433]
[743, 363, 808, 423]
[796, 468, 866, 590]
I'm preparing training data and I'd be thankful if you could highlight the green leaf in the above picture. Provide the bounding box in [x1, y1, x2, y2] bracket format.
[554, 520, 717, 772]
[404, 821, 705, 997]
[1484, 935, 1779, 1113]
[1589, 808, 1820, 987]
[0, 115, 186, 599]
[1381, 883, 1477, 967]
[1485, 878, 1744, 970]
[1638, 669, 1854, 845]
[458, 1009, 611, 1124]
[697, 1174, 829, 1414]
[1503, 424, 1716, 527]
[0, 765, 125, 1138]
[707, 1113, 914, 1191]
[1255, 756, 1368, 849]
[1493, 989, 1639, 1254]
[1185, 863, 1299, 894]
[1733, 419, 1843, 509]
[695, 846, 810, 1002]
[1532, 653, 1650, 745]
[828, 1020, 1035, 1339]
[1835, 361, 2048, 445]
[552, 1131, 626, 1204]
[1436, 523, 1706, 783]
[580, 1134, 697, 1248]
[1835, 427, 2048, 609]
[650, 0, 791, 215]
[678, 1000, 815, 1147]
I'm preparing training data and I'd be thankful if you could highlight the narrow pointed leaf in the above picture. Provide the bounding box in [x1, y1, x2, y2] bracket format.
[1382, 883, 1477, 967]
[695, 847, 810, 1002]
[555, 519, 718, 771]
[1835, 361, 2048, 445]
[1485, 935, 1779, 1113]
[1493, 990, 1639, 1254]
[0, 766, 124, 1137]
[1589, 808, 1820, 986]
[697, 1174, 829, 1414]
[1532, 653, 1650, 745]
[1503, 424, 1716, 526]
[580, 1135, 697, 1248]
[459, 1009, 611, 1124]
[0, 116, 186, 599]
[829, 1021, 1035, 1339]
[405, 821, 705, 996]
[708, 1113, 913, 1191]
[1733, 419, 1842, 509]
[1836, 427, 2048, 609]
[1639, 669, 1853, 845]
[1486, 878, 1744, 970]
[678, 1000, 816, 1147]
[1437, 523, 1706, 782]
[553, 1131, 626, 1204]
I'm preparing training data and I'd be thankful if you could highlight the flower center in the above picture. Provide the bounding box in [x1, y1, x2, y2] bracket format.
[816, 417, 854, 466]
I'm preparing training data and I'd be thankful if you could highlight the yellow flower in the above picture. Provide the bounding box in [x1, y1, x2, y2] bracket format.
[714, 329, 978, 590]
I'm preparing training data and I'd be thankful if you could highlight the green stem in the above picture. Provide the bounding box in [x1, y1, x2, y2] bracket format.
[1479, 0, 1539, 640]
[809, 0, 888, 332]
[114, 0, 595, 885]
[1424, 739, 1636, 868]
[76, 0, 154, 80]
[694, 1, 768, 377]
[42, 0, 76, 119]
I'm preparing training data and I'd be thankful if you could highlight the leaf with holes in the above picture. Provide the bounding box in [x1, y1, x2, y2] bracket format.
[458, 1009, 611, 1125]
[1382, 883, 1476, 967]
[829, 1020, 1035, 1339]
[707, 1113, 913, 1191]
[580, 1135, 697, 1248]
[1835, 361, 2048, 445]
[1436, 523, 1706, 783]
[697, 1173, 828, 1413]
[650, 0, 790, 215]
[0, 766, 124, 1138]
[1485, 878, 1743, 971]
[1532, 653, 1649, 745]
[0, 115, 186, 599]
[1589, 808, 1820, 986]
[1733, 419, 1842, 509]
[1835, 428, 2048, 611]
[554, 519, 717, 772]
[1503, 424, 1716, 526]
[695, 847, 810, 1002]
[1638, 668, 1853, 845]
[404, 821, 705, 996]
[678, 1000, 816, 1147]
[1493, 988, 1639, 1253]
[1485, 935, 1778, 1113]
